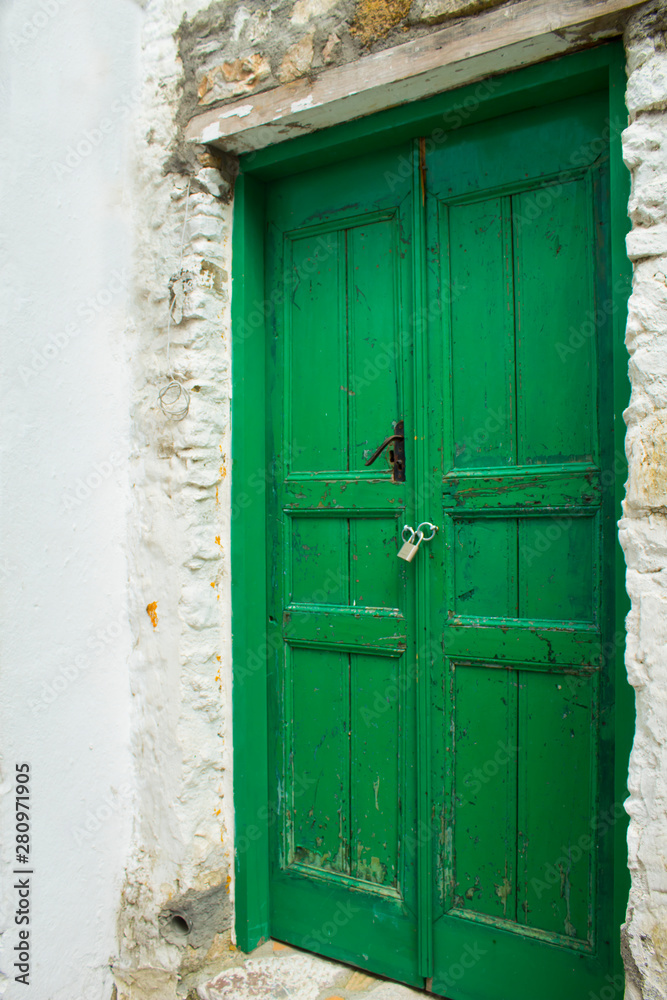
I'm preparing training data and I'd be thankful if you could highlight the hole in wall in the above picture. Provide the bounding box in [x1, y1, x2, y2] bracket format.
[158, 882, 232, 949]
[169, 913, 192, 936]
[159, 907, 194, 944]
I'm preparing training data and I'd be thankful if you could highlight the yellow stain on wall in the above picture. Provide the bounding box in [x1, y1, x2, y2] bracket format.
[350, 0, 410, 45]
[146, 601, 158, 628]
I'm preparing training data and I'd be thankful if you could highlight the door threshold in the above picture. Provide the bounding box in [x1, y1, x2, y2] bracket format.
[191, 937, 449, 1000]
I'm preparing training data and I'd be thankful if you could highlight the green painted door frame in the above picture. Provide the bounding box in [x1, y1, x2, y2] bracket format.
[230, 40, 632, 983]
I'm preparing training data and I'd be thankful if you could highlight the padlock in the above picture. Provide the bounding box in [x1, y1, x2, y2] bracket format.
[397, 527, 424, 562]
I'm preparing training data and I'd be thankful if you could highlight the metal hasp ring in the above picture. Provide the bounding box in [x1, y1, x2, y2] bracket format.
[415, 522, 438, 541]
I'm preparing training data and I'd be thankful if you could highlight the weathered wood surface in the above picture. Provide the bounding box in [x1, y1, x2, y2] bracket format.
[186, 0, 643, 153]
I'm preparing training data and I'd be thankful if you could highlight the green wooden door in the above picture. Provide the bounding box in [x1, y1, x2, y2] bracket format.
[266, 145, 422, 987]
[265, 89, 619, 1000]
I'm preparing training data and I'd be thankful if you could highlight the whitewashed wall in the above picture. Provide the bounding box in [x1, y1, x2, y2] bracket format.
[114, 0, 236, 996]
[620, 4, 667, 998]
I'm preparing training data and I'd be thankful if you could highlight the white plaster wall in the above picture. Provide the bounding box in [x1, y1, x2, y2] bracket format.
[621, 3, 667, 998]
[0, 1, 141, 998]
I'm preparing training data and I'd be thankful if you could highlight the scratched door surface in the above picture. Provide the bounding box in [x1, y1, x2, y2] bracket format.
[264, 90, 619, 1000]
[265, 145, 422, 987]
[426, 91, 618, 998]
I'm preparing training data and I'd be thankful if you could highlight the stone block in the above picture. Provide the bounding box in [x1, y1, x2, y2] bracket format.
[351, 0, 411, 44]
[196, 168, 227, 200]
[625, 8, 667, 119]
[627, 224, 667, 261]
[197, 54, 271, 106]
[639, 593, 667, 667]
[626, 411, 667, 511]
[416, 0, 507, 24]
[278, 33, 315, 83]
[113, 968, 178, 1000]
[624, 115, 667, 227]
[625, 256, 667, 351]
[184, 215, 223, 242]
[200, 953, 344, 1000]
[291, 0, 341, 25]
[630, 346, 667, 412]
[322, 31, 342, 63]
[234, 7, 273, 46]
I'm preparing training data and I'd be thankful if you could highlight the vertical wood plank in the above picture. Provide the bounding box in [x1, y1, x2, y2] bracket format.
[290, 647, 350, 873]
[448, 197, 515, 470]
[452, 664, 518, 921]
[514, 178, 596, 465]
[348, 220, 401, 472]
[517, 669, 595, 942]
[519, 515, 595, 623]
[289, 232, 345, 474]
[351, 653, 400, 886]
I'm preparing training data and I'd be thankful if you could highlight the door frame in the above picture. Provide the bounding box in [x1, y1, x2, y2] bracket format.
[230, 41, 633, 977]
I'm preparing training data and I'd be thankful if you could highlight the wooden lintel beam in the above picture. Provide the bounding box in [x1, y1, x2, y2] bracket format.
[186, 0, 641, 153]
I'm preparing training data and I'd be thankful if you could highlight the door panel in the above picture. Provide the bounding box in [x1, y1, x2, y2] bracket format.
[452, 513, 598, 622]
[265, 88, 618, 1000]
[449, 664, 518, 924]
[448, 197, 515, 470]
[288, 231, 345, 474]
[513, 177, 597, 465]
[448, 663, 596, 942]
[516, 668, 595, 942]
[266, 147, 421, 987]
[288, 645, 350, 873]
[428, 92, 614, 998]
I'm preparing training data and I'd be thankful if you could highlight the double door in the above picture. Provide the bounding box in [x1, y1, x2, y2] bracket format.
[265, 90, 618, 1000]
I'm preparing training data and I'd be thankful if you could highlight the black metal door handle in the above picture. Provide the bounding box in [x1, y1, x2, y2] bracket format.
[365, 420, 405, 482]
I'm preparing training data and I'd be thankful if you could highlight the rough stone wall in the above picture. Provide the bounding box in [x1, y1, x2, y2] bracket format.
[114, 2, 236, 996]
[175, 0, 512, 123]
[621, 3, 667, 998]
